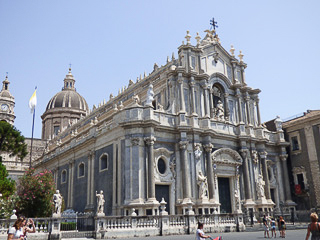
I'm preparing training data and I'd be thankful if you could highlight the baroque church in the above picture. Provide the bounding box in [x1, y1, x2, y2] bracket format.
[1, 27, 296, 218]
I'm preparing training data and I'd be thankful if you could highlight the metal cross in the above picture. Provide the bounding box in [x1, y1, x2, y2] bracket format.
[210, 18, 218, 30]
[69, 63, 72, 69]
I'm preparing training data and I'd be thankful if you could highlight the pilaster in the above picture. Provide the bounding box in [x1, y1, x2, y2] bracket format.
[204, 143, 215, 202]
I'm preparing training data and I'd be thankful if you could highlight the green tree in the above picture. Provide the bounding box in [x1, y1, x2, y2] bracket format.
[0, 121, 27, 162]
[16, 168, 56, 217]
[0, 162, 15, 197]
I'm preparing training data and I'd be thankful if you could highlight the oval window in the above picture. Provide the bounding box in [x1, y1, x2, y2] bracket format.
[157, 158, 166, 174]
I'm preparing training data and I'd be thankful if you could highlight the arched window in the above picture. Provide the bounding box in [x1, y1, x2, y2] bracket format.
[61, 170, 67, 184]
[78, 163, 85, 178]
[212, 84, 224, 107]
[100, 153, 108, 172]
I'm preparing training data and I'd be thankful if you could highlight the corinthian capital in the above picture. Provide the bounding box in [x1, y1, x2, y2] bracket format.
[179, 141, 188, 150]
[280, 154, 288, 161]
[239, 149, 248, 159]
[204, 143, 213, 152]
[144, 137, 156, 146]
[259, 151, 268, 159]
[131, 137, 140, 146]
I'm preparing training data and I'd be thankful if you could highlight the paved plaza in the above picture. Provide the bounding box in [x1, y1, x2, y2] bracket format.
[122, 229, 307, 240]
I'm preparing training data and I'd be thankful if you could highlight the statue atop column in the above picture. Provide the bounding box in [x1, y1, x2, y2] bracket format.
[96, 190, 105, 216]
[197, 170, 209, 199]
[256, 174, 266, 199]
[53, 190, 62, 217]
[216, 100, 224, 120]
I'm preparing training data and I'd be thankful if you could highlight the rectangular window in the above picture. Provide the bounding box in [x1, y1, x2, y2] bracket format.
[54, 126, 60, 136]
[191, 56, 196, 69]
[227, 65, 232, 80]
[297, 173, 305, 189]
[291, 136, 300, 151]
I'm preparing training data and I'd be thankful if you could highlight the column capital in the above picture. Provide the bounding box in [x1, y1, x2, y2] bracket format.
[189, 80, 195, 87]
[239, 149, 249, 159]
[131, 137, 140, 146]
[144, 137, 156, 146]
[179, 141, 189, 150]
[280, 154, 288, 161]
[259, 151, 268, 159]
[223, 92, 229, 98]
[204, 143, 213, 152]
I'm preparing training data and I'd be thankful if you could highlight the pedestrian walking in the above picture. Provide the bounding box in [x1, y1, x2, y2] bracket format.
[263, 215, 270, 238]
[270, 218, 277, 238]
[7, 217, 25, 240]
[305, 212, 320, 240]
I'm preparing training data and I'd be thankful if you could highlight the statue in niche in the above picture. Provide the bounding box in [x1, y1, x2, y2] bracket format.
[234, 189, 240, 209]
[53, 190, 62, 215]
[197, 170, 208, 199]
[96, 190, 105, 215]
[256, 174, 265, 199]
[252, 150, 258, 164]
[216, 100, 224, 120]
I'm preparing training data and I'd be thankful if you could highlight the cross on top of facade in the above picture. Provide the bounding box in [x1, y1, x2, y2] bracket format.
[210, 18, 218, 30]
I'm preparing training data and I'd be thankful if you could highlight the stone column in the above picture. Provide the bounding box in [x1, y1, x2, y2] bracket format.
[232, 63, 238, 84]
[255, 97, 261, 126]
[240, 149, 252, 200]
[204, 143, 215, 201]
[244, 93, 251, 125]
[178, 73, 185, 112]
[236, 89, 243, 123]
[259, 151, 271, 200]
[189, 78, 196, 115]
[179, 141, 191, 199]
[145, 137, 156, 200]
[224, 93, 230, 120]
[209, 87, 214, 118]
[280, 154, 293, 202]
[67, 159, 74, 208]
[202, 83, 210, 117]
[241, 66, 246, 85]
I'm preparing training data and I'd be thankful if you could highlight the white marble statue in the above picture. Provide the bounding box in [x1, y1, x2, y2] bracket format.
[146, 84, 154, 106]
[53, 190, 62, 215]
[96, 190, 105, 215]
[216, 100, 224, 120]
[256, 174, 265, 199]
[274, 116, 283, 131]
[197, 170, 208, 199]
[252, 150, 258, 164]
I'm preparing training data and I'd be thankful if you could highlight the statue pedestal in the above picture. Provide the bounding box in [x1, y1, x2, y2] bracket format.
[52, 213, 61, 218]
[96, 212, 105, 217]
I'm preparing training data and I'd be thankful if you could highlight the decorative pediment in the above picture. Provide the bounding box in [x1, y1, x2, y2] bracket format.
[211, 148, 242, 166]
[154, 148, 174, 158]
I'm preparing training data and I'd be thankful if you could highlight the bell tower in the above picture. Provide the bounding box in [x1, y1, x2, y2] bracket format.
[0, 74, 16, 125]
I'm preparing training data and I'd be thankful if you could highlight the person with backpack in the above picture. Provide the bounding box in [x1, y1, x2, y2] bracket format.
[305, 212, 320, 240]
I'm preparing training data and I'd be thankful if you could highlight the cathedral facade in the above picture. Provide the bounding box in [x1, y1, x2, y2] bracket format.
[30, 28, 295, 217]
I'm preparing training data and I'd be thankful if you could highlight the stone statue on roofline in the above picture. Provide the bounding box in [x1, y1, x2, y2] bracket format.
[146, 84, 154, 107]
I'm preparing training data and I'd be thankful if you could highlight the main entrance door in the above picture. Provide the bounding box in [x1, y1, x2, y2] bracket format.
[155, 184, 170, 214]
[218, 177, 232, 213]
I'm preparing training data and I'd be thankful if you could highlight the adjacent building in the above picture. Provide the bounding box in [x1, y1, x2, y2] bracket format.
[282, 110, 320, 211]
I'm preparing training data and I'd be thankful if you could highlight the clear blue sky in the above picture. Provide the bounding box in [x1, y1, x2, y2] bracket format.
[1, 0, 319, 139]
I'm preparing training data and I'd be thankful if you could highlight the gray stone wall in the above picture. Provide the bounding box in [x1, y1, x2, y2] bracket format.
[73, 155, 88, 212]
[57, 164, 69, 209]
[94, 144, 113, 216]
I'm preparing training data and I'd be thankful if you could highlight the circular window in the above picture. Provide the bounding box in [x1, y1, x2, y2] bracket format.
[157, 158, 166, 174]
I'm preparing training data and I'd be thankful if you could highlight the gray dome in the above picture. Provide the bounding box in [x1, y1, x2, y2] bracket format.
[46, 89, 88, 111]
[0, 90, 14, 99]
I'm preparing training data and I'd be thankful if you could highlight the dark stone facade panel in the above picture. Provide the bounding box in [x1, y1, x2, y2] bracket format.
[57, 164, 69, 210]
[72, 155, 88, 212]
[94, 144, 113, 216]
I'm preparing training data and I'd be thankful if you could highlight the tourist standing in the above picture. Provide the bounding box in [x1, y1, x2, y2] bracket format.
[270, 218, 277, 238]
[22, 218, 36, 240]
[279, 216, 286, 238]
[7, 217, 25, 240]
[263, 215, 270, 238]
[305, 212, 320, 240]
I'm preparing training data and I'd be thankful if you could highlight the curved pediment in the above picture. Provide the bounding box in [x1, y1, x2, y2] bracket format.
[211, 148, 243, 166]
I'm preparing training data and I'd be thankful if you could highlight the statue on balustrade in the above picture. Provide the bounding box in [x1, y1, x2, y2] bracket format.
[197, 170, 209, 199]
[96, 190, 105, 216]
[53, 190, 62, 216]
[216, 100, 224, 120]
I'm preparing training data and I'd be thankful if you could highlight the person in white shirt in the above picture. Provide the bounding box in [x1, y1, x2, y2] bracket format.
[7, 217, 25, 240]
[196, 223, 212, 240]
